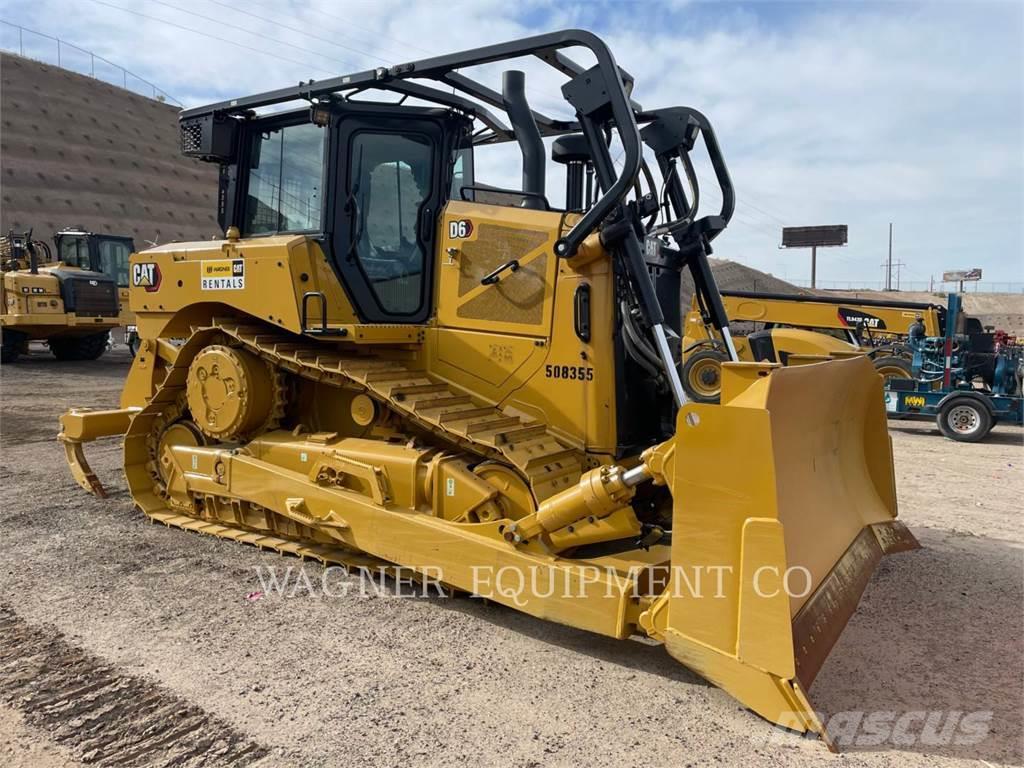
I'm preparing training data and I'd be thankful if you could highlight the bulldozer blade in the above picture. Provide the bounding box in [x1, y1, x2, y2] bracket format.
[58, 407, 139, 498]
[643, 356, 919, 744]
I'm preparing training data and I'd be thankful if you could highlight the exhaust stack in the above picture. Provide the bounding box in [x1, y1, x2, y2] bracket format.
[502, 70, 545, 209]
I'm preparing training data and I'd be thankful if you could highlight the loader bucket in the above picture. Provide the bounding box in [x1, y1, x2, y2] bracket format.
[643, 356, 918, 745]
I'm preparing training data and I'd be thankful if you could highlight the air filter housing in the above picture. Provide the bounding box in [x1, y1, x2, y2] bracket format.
[180, 114, 238, 163]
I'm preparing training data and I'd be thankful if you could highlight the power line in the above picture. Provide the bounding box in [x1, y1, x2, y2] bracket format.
[144, 0, 355, 70]
[86, 0, 336, 76]
[203, 0, 391, 68]
[879, 259, 908, 290]
[241, 0, 432, 61]
[736, 196, 788, 227]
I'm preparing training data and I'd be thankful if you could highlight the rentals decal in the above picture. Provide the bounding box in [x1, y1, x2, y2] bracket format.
[201, 259, 245, 290]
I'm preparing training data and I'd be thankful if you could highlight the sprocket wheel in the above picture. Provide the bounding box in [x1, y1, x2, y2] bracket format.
[185, 344, 284, 442]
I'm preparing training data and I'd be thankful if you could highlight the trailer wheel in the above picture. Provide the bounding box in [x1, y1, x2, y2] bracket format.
[1, 329, 26, 364]
[873, 355, 913, 384]
[681, 349, 727, 404]
[50, 331, 110, 361]
[937, 396, 993, 442]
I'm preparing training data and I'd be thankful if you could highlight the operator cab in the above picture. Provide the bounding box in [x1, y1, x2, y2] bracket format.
[54, 229, 136, 288]
[214, 103, 473, 324]
[179, 32, 740, 454]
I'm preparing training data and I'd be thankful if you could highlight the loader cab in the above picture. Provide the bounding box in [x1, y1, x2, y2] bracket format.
[225, 103, 473, 324]
[54, 230, 136, 288]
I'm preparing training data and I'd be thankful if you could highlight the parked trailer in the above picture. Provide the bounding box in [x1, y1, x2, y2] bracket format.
[884, 293, 1023, 442]
[884, 385, 1022, 441]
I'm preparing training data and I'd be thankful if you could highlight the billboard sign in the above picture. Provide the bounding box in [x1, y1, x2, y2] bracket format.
[781, 225, 848, 248]
[942, 269, 982, 282]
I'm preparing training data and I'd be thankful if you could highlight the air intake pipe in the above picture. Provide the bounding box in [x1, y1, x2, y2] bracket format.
[501, 70, 545, 209]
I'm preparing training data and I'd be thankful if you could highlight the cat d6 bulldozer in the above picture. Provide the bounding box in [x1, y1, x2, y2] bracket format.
[60, 31, 917, 747]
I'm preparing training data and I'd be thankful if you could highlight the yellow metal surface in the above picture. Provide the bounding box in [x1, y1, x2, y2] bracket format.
[639, 356, 916, 738]
[57, 407, 141, 496]
[693, 292, 942, 338]
[186, 345, 274, 440]
[2, 267, 120, 341]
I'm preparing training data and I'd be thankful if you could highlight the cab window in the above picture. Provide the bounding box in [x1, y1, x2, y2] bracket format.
[243, 122, 325, 235]
[58, 237, 90, 269]
[97, 239, 133, 287]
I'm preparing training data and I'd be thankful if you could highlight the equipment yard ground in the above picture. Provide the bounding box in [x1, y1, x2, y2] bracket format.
[1, 350, 1021, 768]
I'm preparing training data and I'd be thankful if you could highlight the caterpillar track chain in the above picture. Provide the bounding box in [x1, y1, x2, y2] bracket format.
[209, 318, 585, 502]
[72, 318, 588, 562]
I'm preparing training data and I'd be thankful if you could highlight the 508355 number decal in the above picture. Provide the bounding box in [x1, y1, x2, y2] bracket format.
[545, 364, 593, 381]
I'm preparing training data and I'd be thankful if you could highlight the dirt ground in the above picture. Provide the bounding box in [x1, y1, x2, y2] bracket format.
[1, 348, 1021, 768]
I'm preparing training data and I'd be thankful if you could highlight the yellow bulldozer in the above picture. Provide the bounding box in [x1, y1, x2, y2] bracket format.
[1, 229, 121, 363]
[59, 31, 917, 747]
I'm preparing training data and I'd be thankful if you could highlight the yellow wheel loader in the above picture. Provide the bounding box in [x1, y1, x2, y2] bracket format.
[1, 230, 120, 363]
[53, 228, 139, 355]
[59, 30, 917, 747]
[678, 290, 947, 402]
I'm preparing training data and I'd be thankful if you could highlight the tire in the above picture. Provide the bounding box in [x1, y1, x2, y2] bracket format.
[680, 349, 727, 404]
[873, 355, 913, 384]
[49, 331, 110, 361]
[937, 396, 993, 442]
[1, 329, 25, 364]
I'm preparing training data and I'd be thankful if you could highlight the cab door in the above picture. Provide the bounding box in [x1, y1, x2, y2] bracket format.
[331, 114, 444, 324]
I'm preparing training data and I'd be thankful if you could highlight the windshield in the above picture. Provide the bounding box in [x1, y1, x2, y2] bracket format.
[58, 236, 91, 269]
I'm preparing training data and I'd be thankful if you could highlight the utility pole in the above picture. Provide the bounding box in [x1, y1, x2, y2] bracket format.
[879, 258, 907, 291]
[886, 222, 893, 291]
[895, 260, 904, 291]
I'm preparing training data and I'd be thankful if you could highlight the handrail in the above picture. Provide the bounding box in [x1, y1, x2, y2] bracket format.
[0, 20, 182, 106]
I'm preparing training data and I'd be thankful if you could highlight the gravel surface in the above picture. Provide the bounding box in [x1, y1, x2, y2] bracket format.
[1, 348, 1021, 767]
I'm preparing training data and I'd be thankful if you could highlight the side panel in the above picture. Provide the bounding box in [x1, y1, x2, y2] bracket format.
[128, 236, 358, 341]
[432, 202, 617, 453]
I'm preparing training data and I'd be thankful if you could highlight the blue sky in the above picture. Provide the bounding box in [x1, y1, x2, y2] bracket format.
[2, 0, 1022, 288]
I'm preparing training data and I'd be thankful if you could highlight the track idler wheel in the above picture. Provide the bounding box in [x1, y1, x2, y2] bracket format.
[186, 345, 276, 441]
[156, 420, 207, 483]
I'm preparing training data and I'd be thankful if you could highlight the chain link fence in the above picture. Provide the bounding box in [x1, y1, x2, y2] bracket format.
[0, 20, 182, 106]
[787, 278, 1023, 294]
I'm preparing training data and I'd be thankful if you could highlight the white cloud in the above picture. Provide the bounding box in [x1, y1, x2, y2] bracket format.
[4, 0, 1022, 285]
